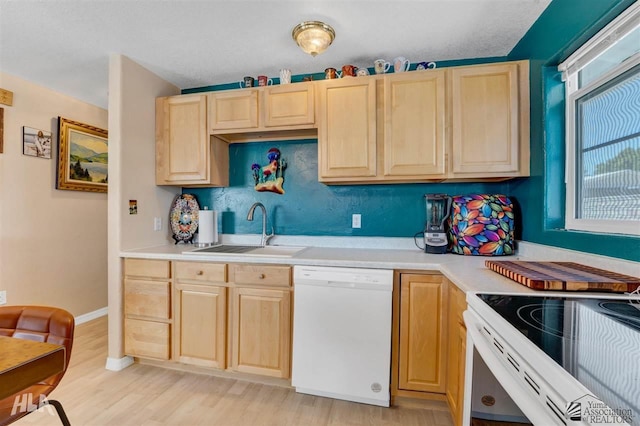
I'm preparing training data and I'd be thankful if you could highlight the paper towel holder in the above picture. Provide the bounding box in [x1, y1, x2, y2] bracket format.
[194, 206, 219, 247]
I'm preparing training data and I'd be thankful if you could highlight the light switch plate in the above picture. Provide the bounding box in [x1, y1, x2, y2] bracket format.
[352, 214, 361, 229]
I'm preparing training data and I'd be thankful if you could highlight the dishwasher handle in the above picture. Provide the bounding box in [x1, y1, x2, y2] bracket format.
[295, 279, 392, 291]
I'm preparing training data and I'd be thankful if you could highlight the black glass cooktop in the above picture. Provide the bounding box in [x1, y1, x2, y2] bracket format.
[477, 294, 640, 419]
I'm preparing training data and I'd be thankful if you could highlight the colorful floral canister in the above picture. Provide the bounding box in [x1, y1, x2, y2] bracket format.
[448, 194, 515, 256]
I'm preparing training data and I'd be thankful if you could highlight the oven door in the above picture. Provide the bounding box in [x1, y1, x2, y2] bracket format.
[463, 308, 566, 425]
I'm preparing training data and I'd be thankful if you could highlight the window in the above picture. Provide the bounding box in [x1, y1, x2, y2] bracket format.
[559, 2, 640, 236]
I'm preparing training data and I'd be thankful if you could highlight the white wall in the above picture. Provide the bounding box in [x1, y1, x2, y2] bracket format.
[107, 55, 179, 361]
[0, 72, 108, 317]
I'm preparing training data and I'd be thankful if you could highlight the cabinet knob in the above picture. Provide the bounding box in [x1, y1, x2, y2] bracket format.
[197, 270, 204, 276]
[258, 273, 265, 279]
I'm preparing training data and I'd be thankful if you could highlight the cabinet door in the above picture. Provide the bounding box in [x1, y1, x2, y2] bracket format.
[174, 284, 227, 368]
[446, 282, 467, 425]
[456, 324, 467, 425]
[230, 287, 291, 378]
[398, 274, 447, 394]
[209, 89, 259, 130]
[317, 79, 377, 180]
[450, 62, 524, 175]
[156, 94, 210, 184]
[263, 83, 314, 127]
[384, 71, 446, 178]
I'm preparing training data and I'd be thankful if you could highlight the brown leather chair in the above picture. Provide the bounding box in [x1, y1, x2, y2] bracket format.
[0, 306, 74, 426]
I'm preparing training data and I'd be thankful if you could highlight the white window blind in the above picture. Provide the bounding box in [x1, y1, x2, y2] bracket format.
[559, 2, 640, 236]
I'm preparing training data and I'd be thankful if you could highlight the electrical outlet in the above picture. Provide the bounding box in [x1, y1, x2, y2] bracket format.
[0, 290, 6, 305]
[154, 217, 162, 231]
[352, 214, 362, 229]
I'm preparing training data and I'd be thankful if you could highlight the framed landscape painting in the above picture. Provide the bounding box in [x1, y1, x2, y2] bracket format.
[56, 117, 108, 192]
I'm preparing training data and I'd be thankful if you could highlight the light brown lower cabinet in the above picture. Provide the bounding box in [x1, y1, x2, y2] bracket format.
[446, 280, 467, 426]
[123, 259, 172, 360]
[124, 318, 171, 360]
[172, 261, 227, 368]
[392, 273, 448, 397]
[392, 273, 468, 425]
[174, 283, 227, 368]
[230, 286, 291, 378]
[164, 262, 292, 379]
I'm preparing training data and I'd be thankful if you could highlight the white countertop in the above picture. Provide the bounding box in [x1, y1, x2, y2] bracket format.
[121, 236, 639, 296]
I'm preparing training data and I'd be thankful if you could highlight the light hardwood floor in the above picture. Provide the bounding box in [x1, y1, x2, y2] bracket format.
[15, 316, 454, 426]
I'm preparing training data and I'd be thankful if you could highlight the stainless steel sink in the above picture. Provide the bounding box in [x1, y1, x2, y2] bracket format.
[191, 245, 259, 254]
[246, 246, 306, 256]
[186, 245, 306, 257]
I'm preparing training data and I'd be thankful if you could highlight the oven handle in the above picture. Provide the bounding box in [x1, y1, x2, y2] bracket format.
[463, 309, 562, 426]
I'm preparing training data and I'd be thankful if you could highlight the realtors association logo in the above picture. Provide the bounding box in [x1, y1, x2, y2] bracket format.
[567, 394, 633, 425]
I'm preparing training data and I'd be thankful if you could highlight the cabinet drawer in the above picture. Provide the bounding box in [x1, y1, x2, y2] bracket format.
[124, 258, 170, 279]
[124, 279, 171, 319]
[124, 318, 171, 360]
[175, 261, 227, 283]
[229, 264, 291, 287]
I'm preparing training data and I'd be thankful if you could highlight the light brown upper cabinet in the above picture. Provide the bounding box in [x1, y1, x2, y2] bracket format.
[209, 83, 317, 143]
[156, 60, 529, 186]
[449, 61, 530, 178]
[318, 72, 446, 183]
[263, 83, 315, 127]
[317, 78, 377, 181]
[383, 71, 446, 179]
[317, 60, 529, 184]
[209, 89, 259, 130]
[156, 94, 229, 187]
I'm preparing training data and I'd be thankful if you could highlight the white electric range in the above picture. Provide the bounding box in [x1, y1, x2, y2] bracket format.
[464, 291, 640, 426]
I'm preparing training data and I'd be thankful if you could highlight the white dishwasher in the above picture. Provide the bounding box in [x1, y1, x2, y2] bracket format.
[292, 265, 394, 407]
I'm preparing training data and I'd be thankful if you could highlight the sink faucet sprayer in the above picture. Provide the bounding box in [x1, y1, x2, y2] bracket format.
[246, 202, 274, 247]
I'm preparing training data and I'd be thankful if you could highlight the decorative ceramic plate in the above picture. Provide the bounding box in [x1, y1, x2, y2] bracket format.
[170, 194, 200, 244]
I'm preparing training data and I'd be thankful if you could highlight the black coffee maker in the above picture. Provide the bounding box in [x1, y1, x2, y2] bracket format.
[424, 194, 452, 254]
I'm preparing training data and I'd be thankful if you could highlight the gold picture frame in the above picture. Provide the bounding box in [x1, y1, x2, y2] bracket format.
[56, 117, 108, 193]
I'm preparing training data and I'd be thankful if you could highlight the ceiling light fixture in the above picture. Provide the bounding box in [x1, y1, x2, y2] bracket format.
[292, 21, 335, 57]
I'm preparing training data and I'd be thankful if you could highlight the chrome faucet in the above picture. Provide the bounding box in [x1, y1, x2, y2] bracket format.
[246, 202, 274, 247]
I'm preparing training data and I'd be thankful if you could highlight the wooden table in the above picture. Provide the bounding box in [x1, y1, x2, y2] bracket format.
[0, 336, 65, 400]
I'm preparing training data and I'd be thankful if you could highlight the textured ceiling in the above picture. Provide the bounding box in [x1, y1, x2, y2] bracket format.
[0, 0, 551, 109]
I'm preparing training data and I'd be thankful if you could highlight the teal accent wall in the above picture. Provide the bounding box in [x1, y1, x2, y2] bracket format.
[188, 140, 517, 238]
[183, 0, 640, 261]
[507, 0, 639, 261]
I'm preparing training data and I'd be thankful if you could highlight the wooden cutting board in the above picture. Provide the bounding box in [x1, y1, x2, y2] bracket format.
[485, 260, 640, 292]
